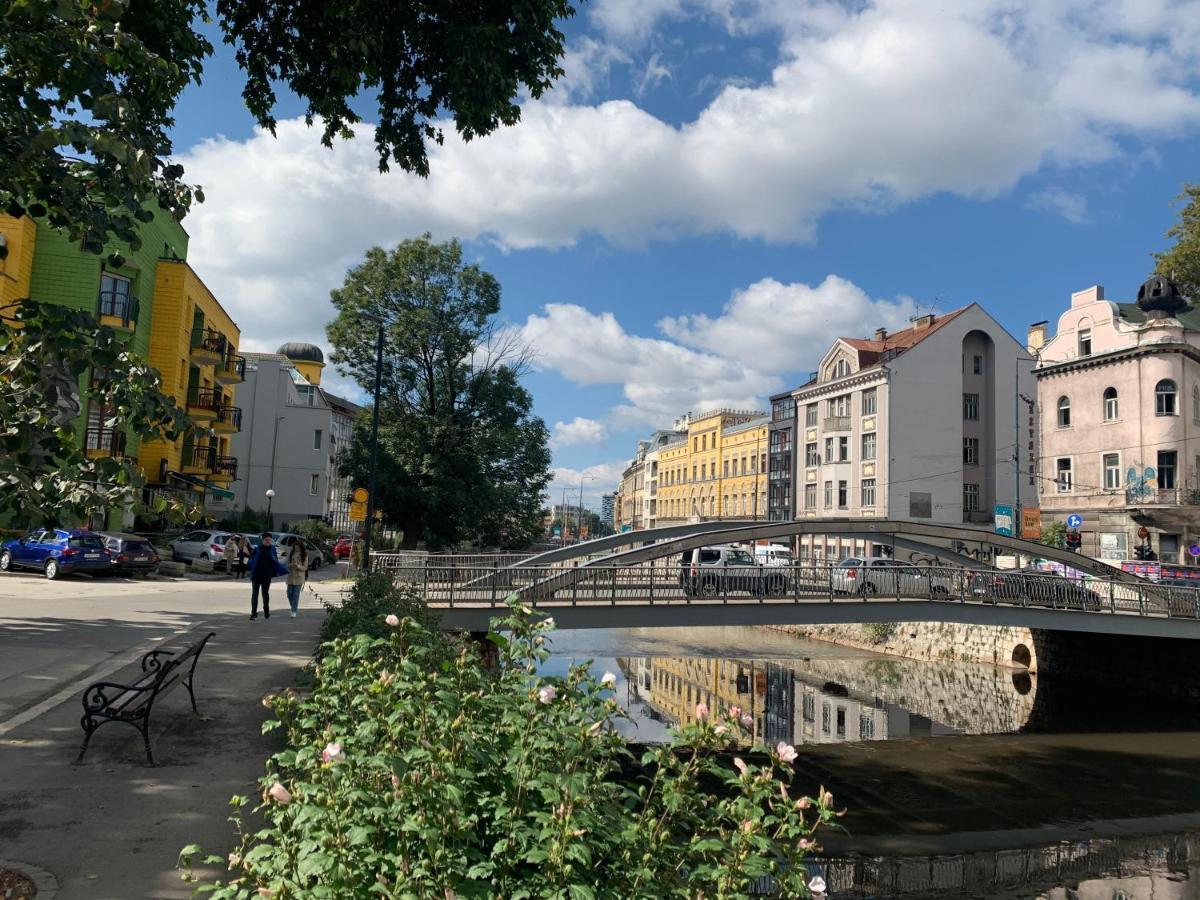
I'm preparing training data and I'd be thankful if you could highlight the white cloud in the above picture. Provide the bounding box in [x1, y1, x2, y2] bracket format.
[548, 461, 629, 508]
[1028, 188, 1089, 224]
[551, 417, 608, 447]
[635, 53, 673, 96]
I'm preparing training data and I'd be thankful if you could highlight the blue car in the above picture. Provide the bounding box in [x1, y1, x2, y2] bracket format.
[0, 528, 113, 579]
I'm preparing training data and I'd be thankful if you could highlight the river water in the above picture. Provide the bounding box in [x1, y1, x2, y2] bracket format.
[541, 624, 1200, 899]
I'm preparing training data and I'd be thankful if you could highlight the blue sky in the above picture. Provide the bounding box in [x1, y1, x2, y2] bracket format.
[167, 0, 1200, 508]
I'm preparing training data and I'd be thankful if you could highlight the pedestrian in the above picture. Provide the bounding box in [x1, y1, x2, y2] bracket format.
[285, 540, 308, 618]
[237, 535, 251, 579]
[247, 532, 286, 620]
[223, 534, 239, 577]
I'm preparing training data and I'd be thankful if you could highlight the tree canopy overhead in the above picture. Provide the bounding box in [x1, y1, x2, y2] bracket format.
[1, 0, 576, 252]
[1155, 183, 1200, 301]
[327, 235, 551, 550]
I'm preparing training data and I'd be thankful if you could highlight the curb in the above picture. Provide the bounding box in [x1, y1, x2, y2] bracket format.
[0, 859, 58, 899]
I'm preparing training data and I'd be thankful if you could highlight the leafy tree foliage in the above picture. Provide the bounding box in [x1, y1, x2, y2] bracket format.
[1, 0, 576, 252]
[1155, 183, 1200, 301]
[328, 236, 551, 550]
[0, 300, 198, 525]
[1040, 521, 1066, 550]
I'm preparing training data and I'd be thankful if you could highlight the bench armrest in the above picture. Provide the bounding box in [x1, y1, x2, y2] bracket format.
[141, 648, 176, 673]
[81, 680, 156, 714]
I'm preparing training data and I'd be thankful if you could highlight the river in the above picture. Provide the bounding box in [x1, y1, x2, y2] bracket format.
[540, 624, 1200, 899]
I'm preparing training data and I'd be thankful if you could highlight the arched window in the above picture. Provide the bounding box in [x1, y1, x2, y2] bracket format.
[1156, 379, 1178, 416]
[1057, 396, 1071, 428]
[1103, 387, 1118, 422]
[834, 359, 851, 378]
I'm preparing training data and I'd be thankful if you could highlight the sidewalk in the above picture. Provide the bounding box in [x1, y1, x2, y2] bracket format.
[0, 606, 323, 899]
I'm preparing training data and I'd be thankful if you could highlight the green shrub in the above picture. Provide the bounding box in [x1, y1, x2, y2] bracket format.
[182, 585, 838, 898]
[862, 622, 897, 644]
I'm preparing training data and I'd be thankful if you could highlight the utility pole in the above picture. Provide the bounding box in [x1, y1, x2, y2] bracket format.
[363, 320, 385, 573]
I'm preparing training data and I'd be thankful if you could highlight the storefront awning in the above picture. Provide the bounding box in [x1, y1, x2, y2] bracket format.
[165, 471, 235, 500]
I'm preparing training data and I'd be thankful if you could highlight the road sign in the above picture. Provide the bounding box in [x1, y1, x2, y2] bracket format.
[1065, 514, 1083, 529]
[349, 501, 366, 521]
[352, 487, 368, 503]
[1189, 544, 1200, 558]
[993, 504, 1013, 536]
[553, 526, 561, 536]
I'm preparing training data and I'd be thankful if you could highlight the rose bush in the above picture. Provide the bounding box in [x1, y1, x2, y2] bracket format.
[181, 581, 839, 897]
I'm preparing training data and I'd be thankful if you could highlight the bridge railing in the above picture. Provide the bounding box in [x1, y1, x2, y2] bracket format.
[393, 562, 1200, 620]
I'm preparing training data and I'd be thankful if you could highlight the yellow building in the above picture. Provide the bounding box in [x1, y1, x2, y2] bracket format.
[655, 409, 768, 525]
[632, 655, 765, 743]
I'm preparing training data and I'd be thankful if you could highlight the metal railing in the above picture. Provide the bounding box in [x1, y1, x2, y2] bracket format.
[84, 427, 127, 457]
[190, 327, 227, 358]
[215, 455, 238, 479]
[186, 386, 223, 412]
[1124, 486, 1200, 506]
[97, 290, 139, 327]
[377, 560, 1200, 620]
[221, 352, 246, 381]
[214, 405, 243, 430]
[184, 444, 216, 471]
[822, 416, 851, 432]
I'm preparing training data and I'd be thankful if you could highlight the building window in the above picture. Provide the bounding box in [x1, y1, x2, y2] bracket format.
[701, 434, 707, 451]
[693, 437, 698, 452]
[963, 483, 979, 511]
[309, 473, 319, 495]
[862, 389, 877, 416]
[837, 480, 848, 508]
[772, 398, 795, 421]
[861, 478, 876, 507]
[1078, 328, 1092, 356]
[1056, 458, 1073, 492]
[963, 437, 979, 465]
[1194, 386, 1200, 423]
[692, 465, 697, 481]
[805, 484, 816, 509]
[838, 435, 849, 462]
[1103, 387, 1118, 421]
[314, 429, 323, 450]
[723, 460, 729, 477]
[1103, 453, 1120, 490]
[1156, 379, 1178, 416]
[824, 437, 834, 463]
[963, 393, 979, 421]
[973, 355, 983, 374]
[862, 432, 876, 461]
[1056, 396, 1071, 427]
[805, 442, 819, 466]
[834, 359, 851, 378]
[824, 480, 833, 508]
[805, 404, 818, 427]
[1158, 450, 1177, 489]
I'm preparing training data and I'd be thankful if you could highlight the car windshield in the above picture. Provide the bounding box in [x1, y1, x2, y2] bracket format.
[128, 541, 155, 553]
[770, 549, 792, 559]
[729, 550, 756, 565]
[68, 536, 105, 549]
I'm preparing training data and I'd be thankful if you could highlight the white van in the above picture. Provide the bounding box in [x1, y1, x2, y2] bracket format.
[754, 544, 793, 567]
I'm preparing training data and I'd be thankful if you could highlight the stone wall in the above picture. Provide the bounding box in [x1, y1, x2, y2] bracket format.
[768, 621, 1038, 672]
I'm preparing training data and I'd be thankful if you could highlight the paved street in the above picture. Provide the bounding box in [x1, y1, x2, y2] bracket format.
[0, 568, 343, 898]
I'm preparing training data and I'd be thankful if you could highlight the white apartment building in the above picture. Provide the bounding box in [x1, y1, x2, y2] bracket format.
[772, 305, 1035, 561]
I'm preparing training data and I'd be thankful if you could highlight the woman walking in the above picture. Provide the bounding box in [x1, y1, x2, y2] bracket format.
[223, 534, 239, 577]
[285, 540, 308, 618]
[247, 533, 286, 620]
[237, 535, 251, 579]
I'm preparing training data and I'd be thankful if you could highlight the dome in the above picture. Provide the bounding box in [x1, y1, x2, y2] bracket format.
[277, 342, 325, 365]
[1136, 274, 1188, 316]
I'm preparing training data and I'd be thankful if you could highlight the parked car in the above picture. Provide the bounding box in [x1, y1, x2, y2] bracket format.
[0, 528, 112, 579]
[268, 533, 325, 570]
[96, 531, 161, 576]
[754, 544, 793, 567]
[831, 557, 955, 597]
[679, 546, 790, 597]
[332, 536, 353, 560]
[169, 529, 233, 565]
[969, 568, 1102, 610]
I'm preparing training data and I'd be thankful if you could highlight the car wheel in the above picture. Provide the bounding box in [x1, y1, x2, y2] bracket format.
[857, 581, 877, 596]
[699, 578, 720, 598]
[766, 578, 787, 597]
[0, 551, 10, 572]
[45, 559, 59, 580]
[932, 585, 949, 596]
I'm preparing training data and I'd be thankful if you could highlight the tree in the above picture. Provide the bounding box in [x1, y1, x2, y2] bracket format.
[1155, 183, 1200, 301]
[328, 236, 551, 550]
[1040, 521, 1066, 550]
[0, 300, 198, 526]
[1, 0, 576, 253]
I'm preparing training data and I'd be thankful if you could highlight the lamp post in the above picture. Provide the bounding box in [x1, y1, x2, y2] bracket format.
[265, 489, 275, 530]
[578, 472, 597, 543]
[362, 316, 386, 574]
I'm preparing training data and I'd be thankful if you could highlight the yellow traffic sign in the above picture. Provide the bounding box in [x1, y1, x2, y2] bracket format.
[349, 501, 366, 521]
[352, 487, 369, 503]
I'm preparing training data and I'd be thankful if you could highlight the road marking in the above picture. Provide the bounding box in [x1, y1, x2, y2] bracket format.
[0, 625, 192, 738]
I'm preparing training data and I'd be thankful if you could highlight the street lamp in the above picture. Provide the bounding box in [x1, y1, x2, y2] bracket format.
[361, 314, 388, 574]
[578, 472, 598, 543]
[265, 489, 275, 530]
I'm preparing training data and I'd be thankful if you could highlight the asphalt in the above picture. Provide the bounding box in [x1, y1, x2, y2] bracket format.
[0, 571, 336, 898]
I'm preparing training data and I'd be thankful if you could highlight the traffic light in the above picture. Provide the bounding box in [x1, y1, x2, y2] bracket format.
[1064, 531, 1082, 552]
[1134, 544, 1149, 560]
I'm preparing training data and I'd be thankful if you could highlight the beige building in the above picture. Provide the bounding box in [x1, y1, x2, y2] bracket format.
[1035, 276, 1200, 565]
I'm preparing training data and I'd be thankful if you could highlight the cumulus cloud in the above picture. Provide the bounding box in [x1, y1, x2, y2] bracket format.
[552, 417, 608, 447]
[549, 461, 630, 507]
[1028, 188, 1089, 224]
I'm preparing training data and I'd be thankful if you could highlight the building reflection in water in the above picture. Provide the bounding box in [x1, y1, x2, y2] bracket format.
[619, 651, 1037, 745]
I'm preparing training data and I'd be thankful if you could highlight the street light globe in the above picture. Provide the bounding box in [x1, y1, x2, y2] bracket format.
[265, 489, 275, 499]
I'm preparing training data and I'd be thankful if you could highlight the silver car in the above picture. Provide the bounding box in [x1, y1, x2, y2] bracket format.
[170, 529, 233, 564]
[268, 533, 324, 570]
[832, 557, 955, 597]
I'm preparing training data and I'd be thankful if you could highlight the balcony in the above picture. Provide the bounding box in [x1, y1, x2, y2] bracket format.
[823, 416, 851, 432]
[216, 351, 246, 385]
[186, 386, 222, 420]
[211, 455, 238, 482]
[183, 444, 216, 474]
[84, 428, 128, 459]
[190, 327, 227, 366]
[213, 404, 243, 434]
[97, 291, 140, 333]
[1126, 487, 1200, 506]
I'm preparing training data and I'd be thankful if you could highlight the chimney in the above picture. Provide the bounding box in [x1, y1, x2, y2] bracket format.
[1027, 321, 1047, 353]
[874, 327, 887, 341]
[912, 314, 936, 330]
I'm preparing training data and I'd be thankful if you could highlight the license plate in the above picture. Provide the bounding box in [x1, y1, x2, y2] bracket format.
[85, 553, 99, 559]
[133, 556, 148, 562]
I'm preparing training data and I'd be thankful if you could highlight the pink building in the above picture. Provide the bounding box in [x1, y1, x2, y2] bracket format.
[1034, 276, 1200, 565]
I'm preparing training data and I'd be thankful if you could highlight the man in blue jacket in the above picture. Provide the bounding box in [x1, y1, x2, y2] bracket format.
[248, 533, 287, 620]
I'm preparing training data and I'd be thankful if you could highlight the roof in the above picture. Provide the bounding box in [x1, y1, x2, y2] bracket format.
[321, 390, 363, 414]
[242, 352, 290, 363]
[840, 305, 974, 367]
[1116, 302, 1200, 330]
[278, 342, 325, 364]
[723, 415, 769, 436]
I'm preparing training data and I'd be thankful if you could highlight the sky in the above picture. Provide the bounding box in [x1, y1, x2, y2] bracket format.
[166, 0, 1200, 509]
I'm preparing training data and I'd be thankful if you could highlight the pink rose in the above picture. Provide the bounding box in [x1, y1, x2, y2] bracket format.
[741, 713, 753, 727]
[538, 685, 557, 704]
[695, 703, 709, 720]
[729, 705, 742, 718]
[600, 671, 617, 687]
[733, 757, 749, 776]
[267, 782, 291, 804]
[322, 741, 344, 763]
[384, 614, 400, 626]
[776, 741, 798, 764]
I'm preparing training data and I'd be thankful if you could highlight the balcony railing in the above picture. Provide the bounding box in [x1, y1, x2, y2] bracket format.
[97, 291, 140, 328]
[215, 455, 238, 479]
[220, 352, 246, 382]
[823, 416, 851, 432]
[187, 386, 223, 412]
[185, 444, 216, 471]
[84, 428, 127, 457]
[214, 405, 243, 430]
[190, 327, 227, 358]
[1125, 487, 1200, 506]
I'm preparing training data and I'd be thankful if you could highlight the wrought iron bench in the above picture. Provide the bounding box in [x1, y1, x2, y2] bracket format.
[76, 632, 216, 765]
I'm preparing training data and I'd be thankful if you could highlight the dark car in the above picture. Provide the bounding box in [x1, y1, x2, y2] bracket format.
[0, 528, 112, 579]
[96, 531, 161, 576]
[679, 546, 789, 597]
[971, 567, 1101, 610]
